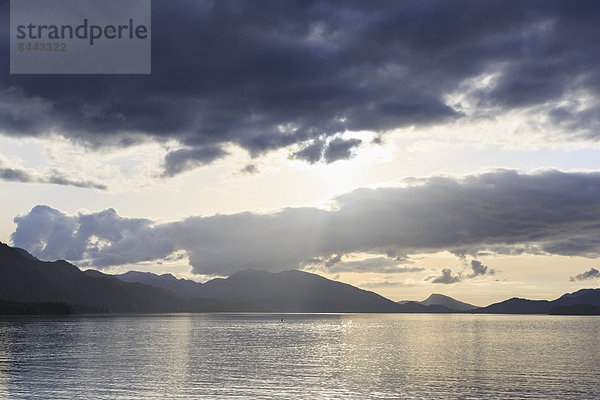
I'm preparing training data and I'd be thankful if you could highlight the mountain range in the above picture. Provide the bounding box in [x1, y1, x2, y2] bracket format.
[120, 269, 470, 313]
[0, 242, 262, 313]
[118, 269, 599, 314]
[122, 268, 405, 312]
[1, 242, 599, 315]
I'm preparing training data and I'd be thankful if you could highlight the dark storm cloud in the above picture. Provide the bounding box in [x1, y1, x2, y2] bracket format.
[570, 267, 600, 282]
[0, 160, 106, 189]
[2, 1, 599, 175]
[12, 170, 600, 275]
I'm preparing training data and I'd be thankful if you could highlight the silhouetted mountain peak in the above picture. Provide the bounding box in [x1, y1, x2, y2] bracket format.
[83, 269, 108, 278]
[473, 297, 551, 314]
[227, 268, 273, 280]
[200, 268, 403, 312]
[552, 288, 600, 308]
[120, 270, 157, 279]
[421, 293, 477, 311]
[557, 288, 600, 299]
[397, 293, 477, 311]
[13, 247, 38, 261]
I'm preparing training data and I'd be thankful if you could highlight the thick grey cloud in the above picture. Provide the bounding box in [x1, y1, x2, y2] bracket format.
[2, 1, 599, 175]
[12, 205, 80, 261]
[11, 170, 600, 275]
[12, 205, 168, 264]
[0, 160, 106, 190]
[570, 268, 600, 282]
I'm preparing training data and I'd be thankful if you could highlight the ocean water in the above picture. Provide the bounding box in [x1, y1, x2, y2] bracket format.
[0, 313, 598, 399]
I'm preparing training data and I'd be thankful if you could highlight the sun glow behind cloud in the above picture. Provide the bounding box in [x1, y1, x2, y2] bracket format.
[2, 0, 600, 304]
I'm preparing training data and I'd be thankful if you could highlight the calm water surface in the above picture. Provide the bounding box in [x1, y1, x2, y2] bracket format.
[0, 313, 599, 399]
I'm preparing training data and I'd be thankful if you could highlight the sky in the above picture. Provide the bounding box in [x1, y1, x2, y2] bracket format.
[1, 0, 600, 305]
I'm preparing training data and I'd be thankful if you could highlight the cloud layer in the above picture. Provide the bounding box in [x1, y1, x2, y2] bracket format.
[10, 170, 600, 275]
[1, 1, 599, 175]
[0, 159, 106, 190]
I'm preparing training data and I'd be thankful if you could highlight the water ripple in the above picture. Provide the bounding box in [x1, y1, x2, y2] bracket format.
[0, 314, 599, 399]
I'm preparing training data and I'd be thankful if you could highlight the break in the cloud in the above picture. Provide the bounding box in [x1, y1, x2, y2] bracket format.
[0, 158, 107, 190]
[1, 1, 600, 176]
[292, 138, 362, 164]
[570, 267, 600, 282]
[10, 169, 600, 276]
[307, 255, 424, 274]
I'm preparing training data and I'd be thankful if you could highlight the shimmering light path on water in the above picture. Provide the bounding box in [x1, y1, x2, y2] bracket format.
[0, 314, 599, 399]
